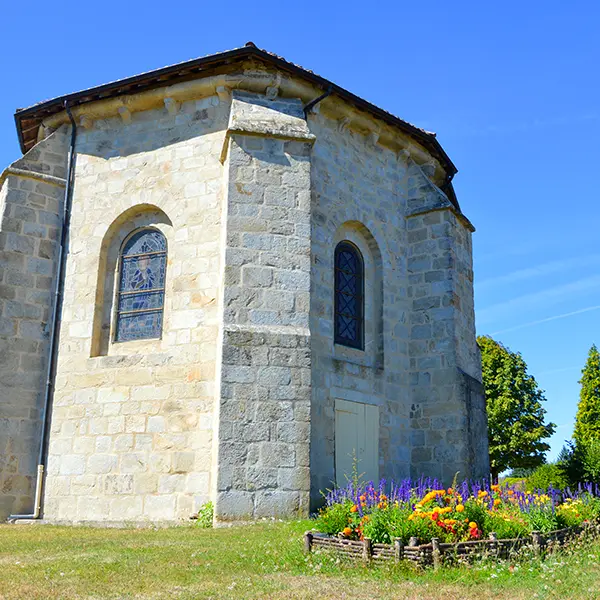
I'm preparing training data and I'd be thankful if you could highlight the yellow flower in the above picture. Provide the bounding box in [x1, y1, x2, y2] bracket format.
[493, 498, 501, 507]
[469, 522, 477, 529]
[456, 504, 465, 513]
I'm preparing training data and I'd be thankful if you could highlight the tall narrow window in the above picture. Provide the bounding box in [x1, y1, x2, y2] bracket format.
[115, 228, 167, 342]
[334, 241, 364, 349]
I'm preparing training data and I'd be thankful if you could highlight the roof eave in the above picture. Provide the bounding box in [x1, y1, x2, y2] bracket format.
[14, 45, 457, 178]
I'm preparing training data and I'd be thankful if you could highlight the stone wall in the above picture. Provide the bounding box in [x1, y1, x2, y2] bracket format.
[0, 130, 68, 519]
[0, 66, 488, 523]
[42, 97, 227, 522]
[214, 92, 313, 520]
[309, 111, 487, 502]
[404, 160, 487, 482]
[308, 112, 412, 505]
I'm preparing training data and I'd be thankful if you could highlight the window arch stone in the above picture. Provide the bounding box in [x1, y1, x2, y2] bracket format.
[332, 221, 384, 368]
[90, 204, 172, 357]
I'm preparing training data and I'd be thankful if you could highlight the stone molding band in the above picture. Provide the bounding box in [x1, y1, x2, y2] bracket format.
[0, 167, 66, 189]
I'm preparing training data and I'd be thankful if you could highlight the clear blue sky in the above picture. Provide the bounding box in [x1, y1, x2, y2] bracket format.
[2, 1, 598, 460]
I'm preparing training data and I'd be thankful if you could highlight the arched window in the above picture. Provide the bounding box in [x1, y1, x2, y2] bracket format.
[115, 228, 167, 342]
[334, 241, 364, 349]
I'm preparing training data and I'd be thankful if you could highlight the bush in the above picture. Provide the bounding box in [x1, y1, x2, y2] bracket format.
[501, 477, 527, 489]
[524, 504, 561, 533]
[486, 509, 528, 539]
[315, 501, 352, 535]
[559, 439, 600, 486]
[557, 495, 600, 527]
[581, 439, 600, 482]
[194, 501, 214, 528]
[526, 463, 568, 492]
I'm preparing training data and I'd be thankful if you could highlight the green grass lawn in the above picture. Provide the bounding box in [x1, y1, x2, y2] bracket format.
[1, 520, 600, 599]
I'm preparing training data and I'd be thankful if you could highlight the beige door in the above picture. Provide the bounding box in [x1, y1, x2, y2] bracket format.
[335, 399, 379, 487]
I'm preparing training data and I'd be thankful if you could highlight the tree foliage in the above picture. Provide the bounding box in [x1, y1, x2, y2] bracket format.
[526, 463, 568, 492]
[573, 344, 600, 444]
[478, 335, 556, 480]
[558, 439, 600, 486]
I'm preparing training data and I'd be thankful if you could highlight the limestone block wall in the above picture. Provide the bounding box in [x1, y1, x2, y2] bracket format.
[0, 130, 68, 519]
[309, 112, 487, 500]
[308, 113, 412, 505]
[215, 92, 313, 520]
[449, 208, 488, 477]
[449, 212, 480, 379]
[43, 97, 227, 522]
[1, 65, 488, 522]
[404, 164, 488, 482]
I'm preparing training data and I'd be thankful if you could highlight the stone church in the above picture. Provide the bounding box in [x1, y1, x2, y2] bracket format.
[0, 43, 489, 524]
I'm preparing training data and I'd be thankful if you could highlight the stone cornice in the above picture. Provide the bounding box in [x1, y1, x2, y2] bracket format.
[406, 205, 476, 233]
[0, 167, 66, 189]
[33, 67, 447, 187]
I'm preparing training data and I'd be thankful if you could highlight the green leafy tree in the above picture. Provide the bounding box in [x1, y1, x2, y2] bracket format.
[558, 439, 600, 485]
[526, 463, 568, 491]
[478, 335, 556, 481]
[573, 344, 600, 444]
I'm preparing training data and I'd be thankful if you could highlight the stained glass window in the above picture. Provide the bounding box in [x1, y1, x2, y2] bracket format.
[115, 228, 167, 342]
[334, 241, 364, 349]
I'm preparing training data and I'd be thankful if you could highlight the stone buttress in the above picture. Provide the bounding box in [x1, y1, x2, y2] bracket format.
[0, 130, 68, 520]
[214, 91, 314, 520]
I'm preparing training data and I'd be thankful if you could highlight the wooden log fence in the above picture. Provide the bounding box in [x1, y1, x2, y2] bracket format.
[303, 523, 598, 567]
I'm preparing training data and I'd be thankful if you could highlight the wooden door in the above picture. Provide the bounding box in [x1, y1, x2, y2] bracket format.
[335, 399, 379, 487]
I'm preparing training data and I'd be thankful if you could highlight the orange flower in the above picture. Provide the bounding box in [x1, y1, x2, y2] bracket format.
[350, 505, 358, 513]
[456, 504, 465, 513]
[494, 498, 501, 507]
[447, 488, 454, 495]
[342, 527, 352, 537]
[491, 484, 500, 492]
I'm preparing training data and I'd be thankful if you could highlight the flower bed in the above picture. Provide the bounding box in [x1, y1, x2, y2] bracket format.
[308, 478, 600, 566]
[305, 524, 592, 566]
